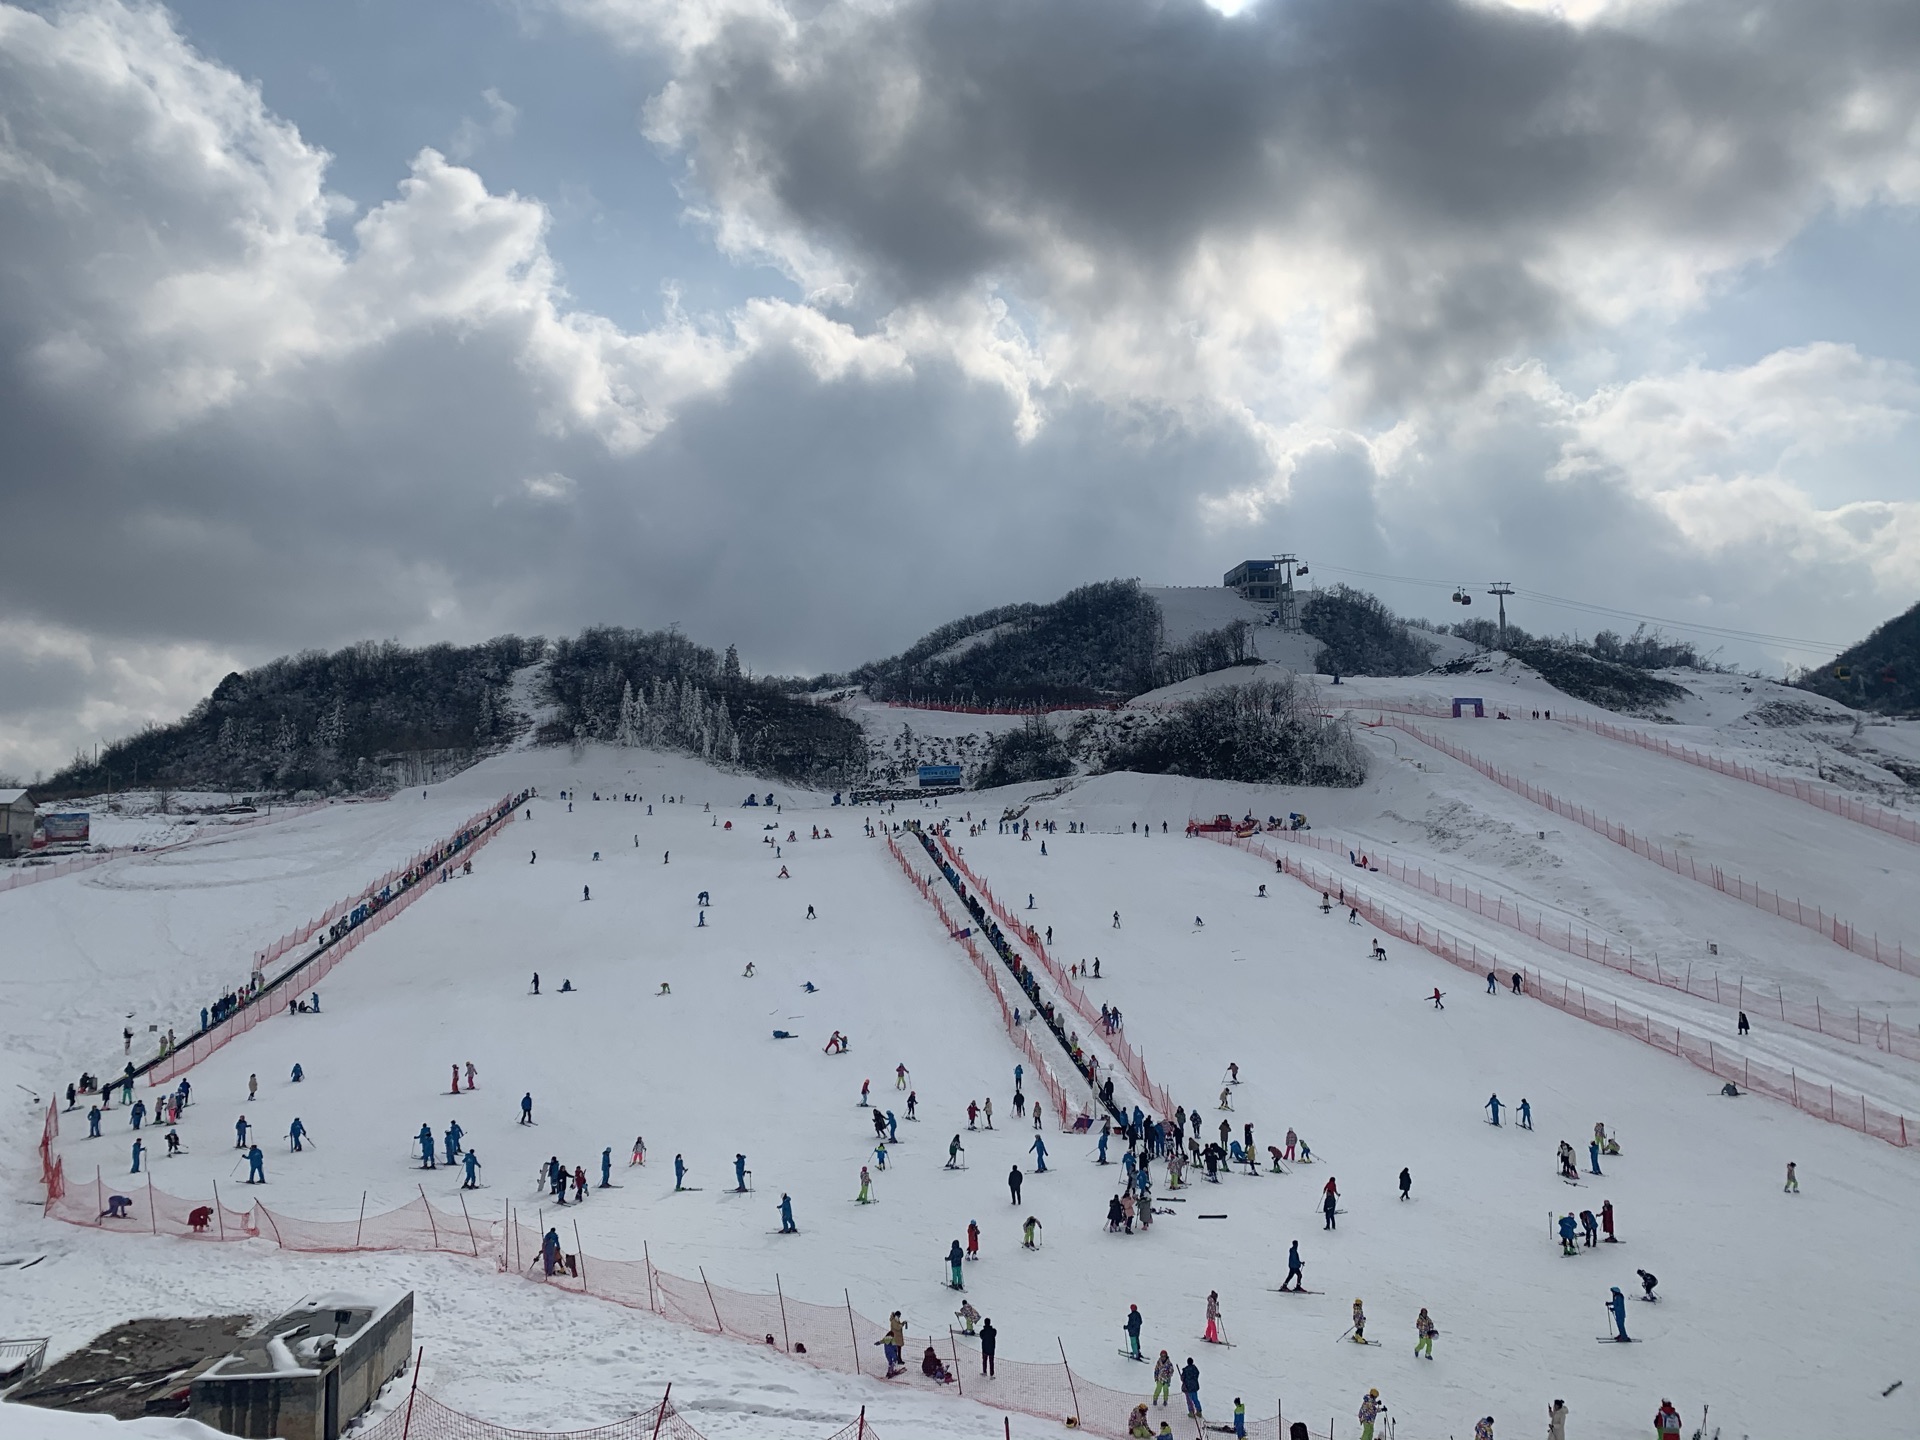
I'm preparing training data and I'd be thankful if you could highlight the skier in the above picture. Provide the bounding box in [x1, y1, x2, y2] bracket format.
[451, 1064, 461, 1095]
[245, 1144, 266, 1183]
[1150, 1349, 1174, 1407]
[778, 1193, 797, 1232]
[735, 1154, 749, 1192]
[1655, 1402, 1682, 1440]
[1098, 1126, 1111, 1164]
[1601, 1199, 1617, 1241]
[880, 1312, 906, 1377]
[1486, 1093, 1502, 1126]
[983, 1097, 993, 1129]
[907, 1090, 918, 1119]
[1398, 1167, 1411, 1201]
[947, 1135, 965, 1169]
[1637, 1268, 1658, 1301]
[861, 1079, 871, 1107]
[520, 1093, 534, 1125]
[1518, 1098, 1532, 1130]
[288, 1117, 307, 1153]
[897, 1063, 909, 1090]
[1487, 970, 1498, 994]
[1474, 1419, 1494, 1440]
[674, 1154, 688, 1191]
[541, 1228, 561, 1276]
[1349, 1299, 1367, 1344]
[956, 1298, 980, 1336]
[165, 1129, 181, 1157]
[1606, 1286, 1631, 1341]
[1030, 1134, 1048, 1172]
[418, 1124, 436, 1168]
[1558, 1213, 1578, 1255]
[1358, 1389, 1383, 1440]
[947, 1239, 965, 1289]
[1322, 1177, 1339, 1230]
[445, 1121, 463, 1165]
[1547, 1401, 1567, 1440]
[1279, 1240, 1304, 1291]
[1022, 1215, 1041, 1248]
[1589, 1141, 1603, 1176]
[465, 1061, 477, 1091]
[1283, 1128, 1297, 1161]
[290, 1063, 303, 1083]
[1008, 1165, 1023, 1204]
[88, 1105, 101, 1138]
[967, 1219, 980, 1258]
[630, 1136, 646, 1167]
[601, 1147, 613, 1188]
[248, 1074, 258, 1102]
[1414, 1308, 1435, 1359]
[1784, 1161, 1798, 1193]
[462, 1151, 481, 1189]
[234, 1116, 250, 1149]
[1430, 988, 1444, 1009]
[979, 1317, 996, 1376]
[886, 1110, 898, 1142]
[1180, 1357, 1202, 1419]
[1204, 1291, 1222, 1343]
[130, 1137, 144, 1173]
[1738, 1010, 1750, 1036]
[856, 1166, 873, 1204]
[1123, 1304, 1145, 1359]
[1580, 1209, 1599, 1248]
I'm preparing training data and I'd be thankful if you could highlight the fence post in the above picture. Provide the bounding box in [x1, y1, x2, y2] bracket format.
[649, 1383, 672, 1440]
[356, 1191, 367, 1249]
[845, 1289, 862, 1374]
[1058, 1338, 1082, 1426]
[418, 1186, 439, 1248]
[400, 1346, 423, 1439]
[949, 1326, 964, 1395]
[573, 1220, 587, 1289]
[645, 1242, 658, 1313]
[699, 1266, 724, 1331]
[776, 1274, 792, 1352]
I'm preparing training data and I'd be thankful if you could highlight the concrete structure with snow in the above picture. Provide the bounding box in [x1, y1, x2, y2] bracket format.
[187, 1292, 411, 1440]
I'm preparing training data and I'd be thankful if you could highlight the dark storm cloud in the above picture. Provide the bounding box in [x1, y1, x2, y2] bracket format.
[645, 0, 1920, 401]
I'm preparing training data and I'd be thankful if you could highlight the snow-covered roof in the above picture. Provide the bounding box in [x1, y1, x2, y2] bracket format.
[0, 789, 30, 806]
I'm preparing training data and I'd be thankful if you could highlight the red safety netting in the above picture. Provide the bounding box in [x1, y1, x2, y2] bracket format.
[38, 1102, 63, 1204]
[1204, 832, 1913, 1147]
[1558, 712, 1920, 846]
[46, 1168, 258, 1238]
[259, 1191, 494, 1256]
[1383, 719, 1919, 976]
[356, 1389, 719, 1440]
[881, 832, 1079, 1129]
[146, 794, 528, 1087]
[1222, 827, 1920, 1062]
[933, 834, 1174, 1117]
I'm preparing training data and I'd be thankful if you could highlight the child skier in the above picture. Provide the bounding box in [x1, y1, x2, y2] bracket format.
[1350, 1299, 1367, 1343]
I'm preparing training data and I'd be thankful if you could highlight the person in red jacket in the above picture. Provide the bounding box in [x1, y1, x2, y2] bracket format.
[1654, 1400, 1682, 1440]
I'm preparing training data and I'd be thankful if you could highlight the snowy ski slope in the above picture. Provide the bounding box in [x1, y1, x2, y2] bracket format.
[4, 715, 1918, 1440]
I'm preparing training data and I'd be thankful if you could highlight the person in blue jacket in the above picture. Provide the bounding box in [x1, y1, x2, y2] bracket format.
[778, 1193, 796, 1232]
[1030, 1135, 1048, 1172]
[130, 1137, 144, 1174]
[246, 1144, 266, 1183]
[234, 1116, 250, 1148]
[735, 1154, 749, 1192]
[288, 1117, 306, 1152]
[130, 1099, 146, 1130]
[600, 1148, 613, 1188]
[417, 1124, 436, 1168]
[444, 1122, 462, 1165]
[1589, 1141, 1603, 1176]
[542, 1228, 561, 1276]
[1518, 1098, 1532, 1130]
[1557, 1213, 1578, 1256]
[462, 1150, 482, 1189]
[1097, 1125, 1110, 1164]
[886, 1111, 898, 1142]
[1606, 1286, 1631, 1341]
[519, 1092, 534, 1124]
[674, 1154, 688, 1190]
[290, 1063, 303, 1082]
[1486, 1094, 1502, 1126]
[88, 1105, 102, 1138]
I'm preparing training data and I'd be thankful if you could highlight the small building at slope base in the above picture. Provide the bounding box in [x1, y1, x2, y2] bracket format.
[189, 1291, 412, 1440]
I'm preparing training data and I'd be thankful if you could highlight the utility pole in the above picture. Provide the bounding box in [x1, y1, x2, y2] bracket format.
[1269, 553, 1307, 633]
[1487, 583, 1515, 650]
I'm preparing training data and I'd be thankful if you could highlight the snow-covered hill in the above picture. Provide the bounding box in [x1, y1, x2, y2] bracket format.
[4, 721, 1917, 1439]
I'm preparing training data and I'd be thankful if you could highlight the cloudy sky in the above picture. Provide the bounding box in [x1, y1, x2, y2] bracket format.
[3, 0, 1919, 777]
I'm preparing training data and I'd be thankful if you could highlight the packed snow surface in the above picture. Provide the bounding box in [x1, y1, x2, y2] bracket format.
[4, 711, 1918, 1439]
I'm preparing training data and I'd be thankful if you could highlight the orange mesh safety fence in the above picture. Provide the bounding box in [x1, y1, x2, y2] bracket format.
[1555, 711, 1920, 846]
[882, 832, 1078, 1129]
[1203, 832, 1912, 1147]
[1222, 827, 1920, 1061]
[1382, 719, 1918, 975]
[145, 793, 527, 1088]
[932, 833, 1174, 1117]
[355, 1390, 717, 1440]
